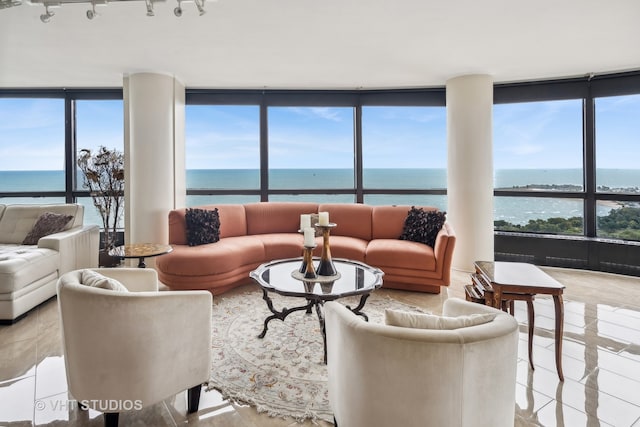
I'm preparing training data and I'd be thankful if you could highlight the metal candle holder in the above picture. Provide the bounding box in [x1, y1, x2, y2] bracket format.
[315, 223, 337, 276]
[299, 244, 318, 279]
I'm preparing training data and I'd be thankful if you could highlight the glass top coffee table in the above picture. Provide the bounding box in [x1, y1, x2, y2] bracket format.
[250, 257, 384, 363]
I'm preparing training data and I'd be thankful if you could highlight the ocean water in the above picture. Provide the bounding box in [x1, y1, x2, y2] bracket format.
[1, 169, 639, 227]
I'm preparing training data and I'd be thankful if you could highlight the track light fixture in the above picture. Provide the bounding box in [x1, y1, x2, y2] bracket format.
[194, 0, 204, 16]
[39, 4, 54, 22]
[14, 0, 213, 22]
[173, 0, 205, 17]
[86, 1, 97, 19]
[144, 0, 154, 16]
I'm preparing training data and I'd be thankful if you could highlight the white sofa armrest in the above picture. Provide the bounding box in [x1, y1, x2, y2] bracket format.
[38, 225, 100, 274]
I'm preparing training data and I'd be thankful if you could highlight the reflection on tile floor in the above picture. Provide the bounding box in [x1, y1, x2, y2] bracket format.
[1, 266, 639, 426]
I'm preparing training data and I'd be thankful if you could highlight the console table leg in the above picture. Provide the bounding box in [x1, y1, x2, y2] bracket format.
[553, 294, 565, 381]
[526, 298, 535, 370]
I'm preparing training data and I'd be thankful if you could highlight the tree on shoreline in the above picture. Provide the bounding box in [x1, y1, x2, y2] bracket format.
[495, 207, 640, 240]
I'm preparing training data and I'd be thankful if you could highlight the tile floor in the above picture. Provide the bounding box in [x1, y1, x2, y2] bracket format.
[1, 266, 640, 426]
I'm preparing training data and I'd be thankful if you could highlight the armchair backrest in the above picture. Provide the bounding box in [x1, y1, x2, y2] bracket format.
[57, 268, 212, 409]
[325, 298, 518, 427]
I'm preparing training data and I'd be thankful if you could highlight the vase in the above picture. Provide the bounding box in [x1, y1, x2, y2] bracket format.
[99, 249, 121, 268]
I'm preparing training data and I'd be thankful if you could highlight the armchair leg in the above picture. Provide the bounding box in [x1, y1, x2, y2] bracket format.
[104, 412, 119, 427]
[187, 385, 202, 414]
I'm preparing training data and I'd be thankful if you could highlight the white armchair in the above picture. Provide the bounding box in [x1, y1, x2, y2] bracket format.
[325, 298, 519, 427]
[57, 268, 212, 427]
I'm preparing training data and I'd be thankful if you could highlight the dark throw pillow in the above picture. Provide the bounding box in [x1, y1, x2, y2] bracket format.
[399, 206, 446, 248]
[185, 208, 220, 246]
[22, 212, 74, 245]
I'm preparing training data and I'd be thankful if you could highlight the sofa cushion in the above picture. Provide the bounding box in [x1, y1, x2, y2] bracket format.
[22, 212, 74, 245]
[318, 203, 372, 241]
[399, 207, 446, 248]
[169, 205, 248, 245]
[316, 235, 368, 262]
[0, 244, 60, 293]
[365, 239, 436, 271]
[371, 205, 417, 239]
[245, 202, 319, 235]
[156, 236, 265, 277]
[80, 269, 129, 292]
[385, 309, 496, 330]
[185, 208, 220, 246]
[254, 233, 305, 260]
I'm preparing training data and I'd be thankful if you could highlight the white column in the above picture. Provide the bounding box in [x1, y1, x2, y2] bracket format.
[446, 75, 494, 271]
[123, 73, 186, 257]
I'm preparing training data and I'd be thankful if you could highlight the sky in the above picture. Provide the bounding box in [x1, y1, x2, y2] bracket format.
[0, 94, 638, 171]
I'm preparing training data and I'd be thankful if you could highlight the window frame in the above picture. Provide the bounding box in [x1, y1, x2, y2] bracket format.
[0, 88, 123, 205]
[185, 88, 446, 203]
[493, 72, 640, 239]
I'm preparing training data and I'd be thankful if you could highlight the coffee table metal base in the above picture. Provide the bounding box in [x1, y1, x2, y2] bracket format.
[257, 288, 371, 364]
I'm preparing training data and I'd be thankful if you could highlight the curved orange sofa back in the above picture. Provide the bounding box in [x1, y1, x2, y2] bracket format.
[160, 202, 455, 295]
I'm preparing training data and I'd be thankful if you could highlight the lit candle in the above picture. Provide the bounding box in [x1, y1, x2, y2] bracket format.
[303, 227, 315, 246]
[300, 214, 311, 230]
[318, 211, 329, 226]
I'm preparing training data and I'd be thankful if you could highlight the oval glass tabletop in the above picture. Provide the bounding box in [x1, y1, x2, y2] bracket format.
[250, 257, 384, 299]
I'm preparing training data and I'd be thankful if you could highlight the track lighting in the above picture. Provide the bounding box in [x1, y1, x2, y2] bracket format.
[194, 0, 205, 15]
[144, 0, 154, 16]
[174, 0, 205, 17]
[18, 0, 213, 22]
[86, 2, 97, 19]
[39, 4, 54, 22]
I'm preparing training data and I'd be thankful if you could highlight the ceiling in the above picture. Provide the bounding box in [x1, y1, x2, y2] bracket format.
[1, 0, 639, 89]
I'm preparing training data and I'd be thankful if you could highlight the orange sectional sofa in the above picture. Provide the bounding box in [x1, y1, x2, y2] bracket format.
[156, 202, 456, 295]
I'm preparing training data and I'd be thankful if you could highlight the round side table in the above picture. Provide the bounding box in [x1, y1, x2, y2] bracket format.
[109, 243, 173, 268]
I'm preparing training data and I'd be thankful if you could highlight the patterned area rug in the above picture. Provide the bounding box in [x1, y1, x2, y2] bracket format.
[206, 288, 424, 423]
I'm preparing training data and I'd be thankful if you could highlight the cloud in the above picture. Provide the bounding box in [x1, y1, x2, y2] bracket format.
[503, 143, 544, 156]
[0, 99, 63, 132]
[288, 107, 344, 122]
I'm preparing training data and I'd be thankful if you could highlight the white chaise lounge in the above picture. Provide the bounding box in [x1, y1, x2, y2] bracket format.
[0, 203, 99, 322]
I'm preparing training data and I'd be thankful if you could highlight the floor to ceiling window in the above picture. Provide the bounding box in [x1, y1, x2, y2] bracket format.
[75, 99, 125, 228]
[493, 72, 640, 250]
[268, 106, 355, 203]
[0, 90, 123, 230]
[594, 93, 640, 240]
[361, 105, 447, 208]
[184, 90, 447, 205]
[2, 73, 639, 273]
[0, 97, 66, 205]
[185, 104, 261, 205]
[493, 99, 585, 234]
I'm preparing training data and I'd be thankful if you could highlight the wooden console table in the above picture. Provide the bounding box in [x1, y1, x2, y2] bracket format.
[466, 261, 566, 381]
